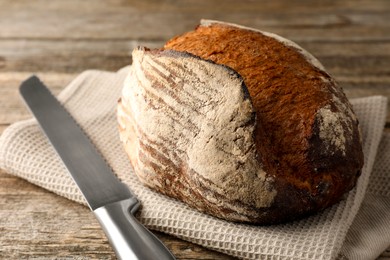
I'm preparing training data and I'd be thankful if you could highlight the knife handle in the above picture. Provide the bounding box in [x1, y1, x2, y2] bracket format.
[94, 198, 176, 260]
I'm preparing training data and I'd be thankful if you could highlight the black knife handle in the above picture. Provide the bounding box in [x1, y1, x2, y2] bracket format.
[94, 198, 176, 260]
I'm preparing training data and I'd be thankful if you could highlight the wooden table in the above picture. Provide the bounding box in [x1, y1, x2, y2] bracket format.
[1, 1, 389, 259]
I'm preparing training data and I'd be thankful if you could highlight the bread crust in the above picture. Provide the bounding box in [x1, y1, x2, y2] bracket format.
[118, 21, 364, 224]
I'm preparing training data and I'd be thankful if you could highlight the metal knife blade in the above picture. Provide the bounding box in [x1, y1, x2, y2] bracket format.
[19, 75, 176, 260]
[20, 76, 132, 211]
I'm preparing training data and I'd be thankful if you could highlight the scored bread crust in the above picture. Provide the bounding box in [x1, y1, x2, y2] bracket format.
[117, 20, 364, 224]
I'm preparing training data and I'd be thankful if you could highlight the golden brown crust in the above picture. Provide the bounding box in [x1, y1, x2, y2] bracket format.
[163, 21, 363, 223]
[118, 21, 364, 224]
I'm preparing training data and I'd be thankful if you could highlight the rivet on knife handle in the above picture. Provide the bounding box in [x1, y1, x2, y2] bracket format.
[19, 75, 176, 260]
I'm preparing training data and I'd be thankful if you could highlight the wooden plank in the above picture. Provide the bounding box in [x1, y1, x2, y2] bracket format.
[323, 56, 390, 76]
[300, 42, 390, 57]
[0, 39, 154, 73]
[1, 39, 390, 75]
[0, 169, 235, 259]
[0, 73, 75, 124]
[116, 0, 390, 13]
[0, 171, 115, 259]
[0, 1, 389, 41]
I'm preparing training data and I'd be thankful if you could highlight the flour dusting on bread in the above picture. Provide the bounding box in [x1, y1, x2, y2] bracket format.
[317, 106, 347, 155]
[118, 47, 277, 221]
[118, 20, 364, 224]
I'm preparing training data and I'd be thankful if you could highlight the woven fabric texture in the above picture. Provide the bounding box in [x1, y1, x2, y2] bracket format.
[0, 68, 388, 260]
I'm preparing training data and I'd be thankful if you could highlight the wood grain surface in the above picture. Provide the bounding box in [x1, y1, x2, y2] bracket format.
[0, 0, 389, 259]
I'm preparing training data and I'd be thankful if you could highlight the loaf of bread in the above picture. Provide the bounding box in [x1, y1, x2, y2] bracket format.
[117, 20, 364, 224]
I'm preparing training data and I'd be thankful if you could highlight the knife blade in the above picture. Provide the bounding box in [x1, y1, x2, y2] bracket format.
[19, 75, 176, 260]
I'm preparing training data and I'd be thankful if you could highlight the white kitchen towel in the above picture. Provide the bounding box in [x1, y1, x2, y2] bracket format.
[0, 67, 388, 260]
[339, 133, 390, 260]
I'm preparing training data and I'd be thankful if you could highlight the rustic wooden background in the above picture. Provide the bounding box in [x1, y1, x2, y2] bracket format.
[1, 0, 389, 259]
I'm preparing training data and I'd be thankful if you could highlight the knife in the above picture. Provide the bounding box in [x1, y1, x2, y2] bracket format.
[19, 76, 176, 260]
